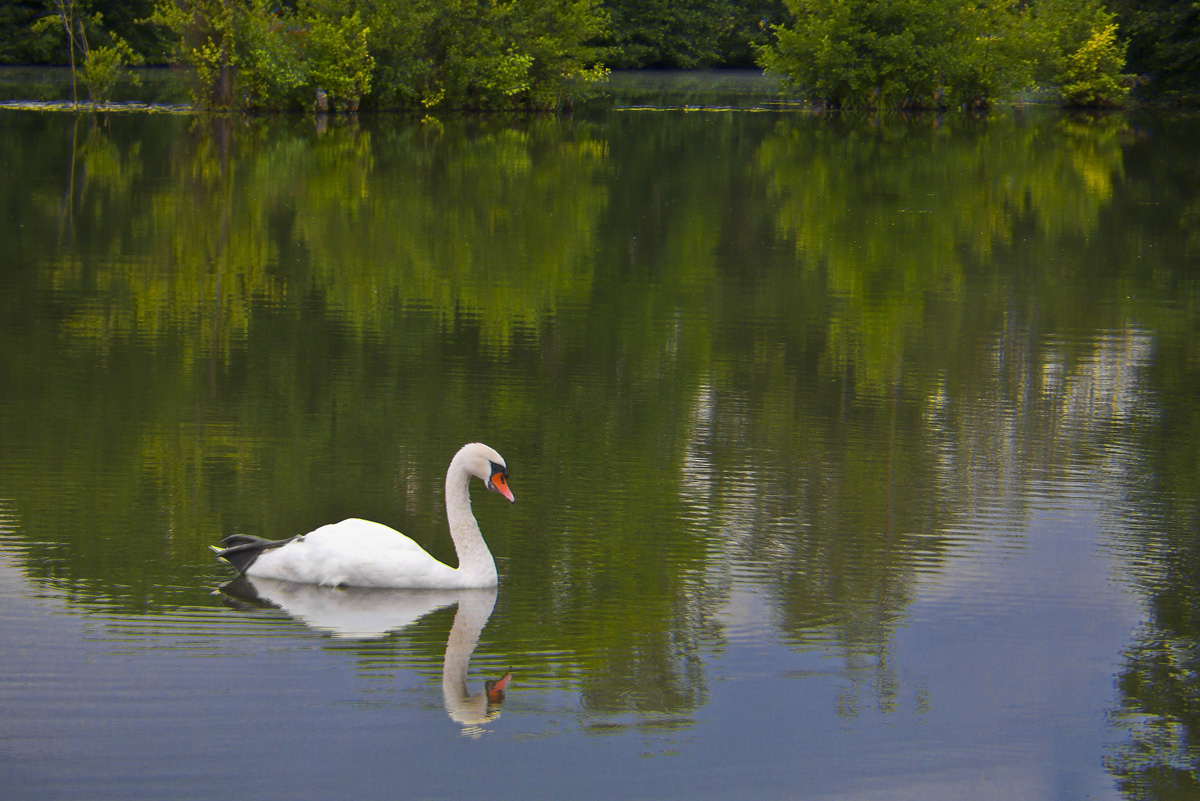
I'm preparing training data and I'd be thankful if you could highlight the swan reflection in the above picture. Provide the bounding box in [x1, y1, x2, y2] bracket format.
[220, 577, 511, 733]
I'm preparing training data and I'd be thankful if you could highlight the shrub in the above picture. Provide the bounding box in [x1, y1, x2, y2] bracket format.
[149, 0, 239, 107]
[303, 11, 373, 112]
[757, 0, 1130, 110]
[1031, 0, 1130, 107]
[363, 0, 608, 111]
[757, 0, 1023, 109]
[82, 33, 145, 105]
[150, 0, 373, 111]
[1058, 23, 1130, 107]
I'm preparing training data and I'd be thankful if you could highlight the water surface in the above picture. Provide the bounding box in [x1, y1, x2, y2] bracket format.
[1, 102, 1199, 800]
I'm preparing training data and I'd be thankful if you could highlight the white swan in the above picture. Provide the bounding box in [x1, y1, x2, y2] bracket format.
[211, 442, 514, 588]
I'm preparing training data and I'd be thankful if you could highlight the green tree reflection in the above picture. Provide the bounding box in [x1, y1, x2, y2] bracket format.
[1102, 144, 1200, 796]
[755, 110, 1129, 394]
[7, 108, 1200, 738]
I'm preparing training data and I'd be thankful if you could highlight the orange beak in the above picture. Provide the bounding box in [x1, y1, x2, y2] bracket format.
[486, 671, 513, 704]
[490, 472, 515, 503]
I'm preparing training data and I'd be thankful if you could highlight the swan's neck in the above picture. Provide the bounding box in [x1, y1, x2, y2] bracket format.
[445, 460, 498, 587]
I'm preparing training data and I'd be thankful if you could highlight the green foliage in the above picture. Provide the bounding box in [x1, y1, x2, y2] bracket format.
[149, 0, 373, 111]
[3, 1, 65, 64]
[31, 2, 150, 106]
[145, 0, 604, 112]
[5, 0, 1194, 107]
[363, 0, 609, 111]
[302, 10, 373, 111]
[1110, 0, 1200, 99]
[149, 0, 237, 107]
[31, 0, 88, 102]
[82, 32, 145, 104]
[758, 0, 1000, 109]
[91, 0, 165, 62]
[7, 110, 1193, 711]
[603, 0, 724, 68]
[598, 0, 787, 69]
[235, 5, 308, 110]
[3, 0, 163, 65]
[944, 0, 1034, 109]
[1058, 22, 1130, 107]
[1031, 0, 1130, 107]
[759, 0, 1130, 109]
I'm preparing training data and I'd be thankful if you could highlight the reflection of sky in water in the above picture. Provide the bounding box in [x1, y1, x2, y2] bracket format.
[0, 486, 1142, 800]
[0, 329, 1149, 799]
[666, 329, 1152, 799]
[0, 106, 1187, 800]
[690, 501, 1140, 801]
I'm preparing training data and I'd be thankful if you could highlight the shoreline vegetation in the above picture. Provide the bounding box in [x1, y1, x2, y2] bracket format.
[0, 67, 1099, 116]
[2, 0, 1197, 113]
[0, 66, 816, 113]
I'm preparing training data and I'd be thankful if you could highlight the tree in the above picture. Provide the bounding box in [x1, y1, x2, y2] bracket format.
[360, 0, 609, 111]
[3, 1, 66, 64]
[31, 0, 88, 104]
[1031, 0, 1130, 107]
[602, 0, 731, 68]
[32, 2, 145, 106]
[80, 29, 145, 105]
[146, 0, 606, 112]
[149, 0, 237, 107]
[596, 0, 786, 69]
[149, 0, 374, 111]
[1110, 0, 1200, 99]
[1057, 21, 1130, 107]
[944, 0, 1034, 109]
[757, 0, 1128, 110]
[719, 0, 788, 67]
[757, 0, 1027, 109]
[300, 6, 373, 111]
[4, 0, 162, 65]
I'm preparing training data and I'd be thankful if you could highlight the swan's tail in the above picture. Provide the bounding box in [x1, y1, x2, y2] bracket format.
[210, 534, 298, 574]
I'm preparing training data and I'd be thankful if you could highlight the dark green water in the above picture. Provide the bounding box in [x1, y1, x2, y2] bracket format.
[1, 103, 1199, 800]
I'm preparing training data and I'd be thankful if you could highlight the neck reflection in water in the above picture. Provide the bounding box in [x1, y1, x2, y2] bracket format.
[219, 577, 510, 736]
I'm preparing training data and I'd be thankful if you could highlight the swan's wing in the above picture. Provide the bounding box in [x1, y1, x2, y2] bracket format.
[303, 519, 430, 553]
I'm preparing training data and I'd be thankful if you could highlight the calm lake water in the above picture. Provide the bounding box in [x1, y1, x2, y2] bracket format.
[2, 93, 1199, 801]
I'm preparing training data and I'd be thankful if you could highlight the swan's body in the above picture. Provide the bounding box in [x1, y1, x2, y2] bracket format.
[211, 443, 513, 589]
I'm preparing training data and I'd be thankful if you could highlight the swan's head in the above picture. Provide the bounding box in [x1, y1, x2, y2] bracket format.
[456, 442, 515, 503]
